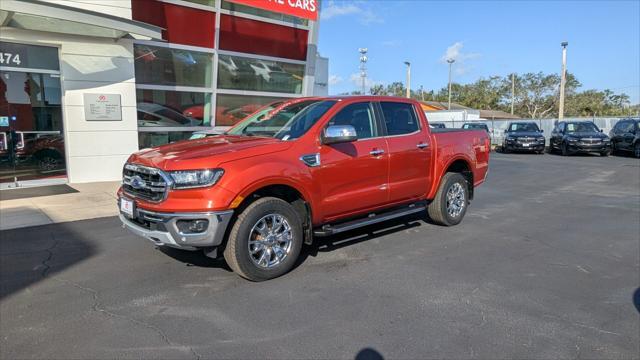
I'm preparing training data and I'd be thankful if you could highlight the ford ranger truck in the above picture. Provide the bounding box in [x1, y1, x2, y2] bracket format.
[118, 97, 490, 281]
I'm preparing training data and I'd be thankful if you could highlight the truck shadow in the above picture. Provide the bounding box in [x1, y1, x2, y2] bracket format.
[296, 212, 427, 268]
[156, 212, 431, 274]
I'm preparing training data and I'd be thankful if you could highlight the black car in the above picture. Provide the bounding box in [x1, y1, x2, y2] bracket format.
[609, 118, 640, 158]
[462, 122, 489, 133]
[502, 122, 545, 154]
[549, 121, 611, 156]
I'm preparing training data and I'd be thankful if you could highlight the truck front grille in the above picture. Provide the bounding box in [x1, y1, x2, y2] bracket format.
[122, 163, 170, 202]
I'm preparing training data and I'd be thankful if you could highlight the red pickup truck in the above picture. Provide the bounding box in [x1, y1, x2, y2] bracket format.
[118, 96, 490, 281]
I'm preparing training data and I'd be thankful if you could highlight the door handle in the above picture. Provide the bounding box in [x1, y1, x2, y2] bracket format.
[417, 143, 429, 149]
[370, 149, 385, 156]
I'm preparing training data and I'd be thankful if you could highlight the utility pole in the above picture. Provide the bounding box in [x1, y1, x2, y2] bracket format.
[447, 58, 455, 110]
[510, 73, 515, 115]
[358, 48, 368, 95]
[404, 61, 411, 98]
[559, 42, 568, 119]
[420, 85, 425, 101]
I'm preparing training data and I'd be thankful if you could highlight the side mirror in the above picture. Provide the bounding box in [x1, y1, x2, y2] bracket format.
[599, 129, 603, 133]
[322, 125, 358, 145]
[540, 129, 544, 133]
[504, 129, 508, 134]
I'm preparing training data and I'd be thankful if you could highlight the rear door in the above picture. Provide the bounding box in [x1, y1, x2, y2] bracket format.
[620, 121, 636, 151]
[378, 101, 432, 203]
[314, 101, 390, 221]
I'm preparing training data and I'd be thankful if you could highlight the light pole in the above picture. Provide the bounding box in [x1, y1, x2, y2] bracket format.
[559, 41, 568, 119]
[447, 58, 455, 110]
[359, 48, 368, 95]
[511, 73, 515, 115]
[404, 61, 411, 98]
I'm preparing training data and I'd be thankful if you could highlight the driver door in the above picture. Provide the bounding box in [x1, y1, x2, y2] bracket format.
[312, 101, 390, 222]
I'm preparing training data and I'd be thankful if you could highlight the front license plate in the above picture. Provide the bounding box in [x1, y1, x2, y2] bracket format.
[120, 198, 134, 217]
[522, 143, 530, 147]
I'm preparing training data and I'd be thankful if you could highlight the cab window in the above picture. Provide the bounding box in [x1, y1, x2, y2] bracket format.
[380, 102, 420, 136]
[326, 102, 377, 139]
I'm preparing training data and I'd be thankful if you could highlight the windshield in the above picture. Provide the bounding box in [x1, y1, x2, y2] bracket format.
[566, 122, 599, 133]
[508, 123, 539, 132]
[227, 100, 337, 140]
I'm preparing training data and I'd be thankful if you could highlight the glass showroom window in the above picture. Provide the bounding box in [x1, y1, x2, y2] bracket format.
[221, 0, 308, 26]
[136, 89, 212, 127]
[134, 44, 213, 87]
[138, 131, 194, 149]
[218, 54, 304, 94]
[215, 94, 287, 126]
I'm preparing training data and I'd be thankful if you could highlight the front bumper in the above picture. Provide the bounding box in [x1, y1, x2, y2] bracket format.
[118, 203, 233, 250]
[505, 141, 545, 152]
[567, 142, 610, 153]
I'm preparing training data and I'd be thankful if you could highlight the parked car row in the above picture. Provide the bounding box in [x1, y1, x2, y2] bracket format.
[498, 119, 639, 158]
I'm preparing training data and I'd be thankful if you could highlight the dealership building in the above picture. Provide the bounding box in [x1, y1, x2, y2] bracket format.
[0, 0, 326, 188]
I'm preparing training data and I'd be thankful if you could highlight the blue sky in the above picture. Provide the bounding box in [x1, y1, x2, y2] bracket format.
[317, 0, 640, 103]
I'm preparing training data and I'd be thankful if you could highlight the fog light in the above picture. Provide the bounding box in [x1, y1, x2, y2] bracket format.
[176, 219, 209, 234]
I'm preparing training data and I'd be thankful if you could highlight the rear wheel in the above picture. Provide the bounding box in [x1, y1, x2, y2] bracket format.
[427, 173, 469, 226]
[223, 197, 303, 281]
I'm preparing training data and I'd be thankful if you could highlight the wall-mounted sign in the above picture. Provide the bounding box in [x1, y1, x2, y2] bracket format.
[227, 0, 318, 20]
[84, 93, 122, 121]
[0, 42, 60, 71]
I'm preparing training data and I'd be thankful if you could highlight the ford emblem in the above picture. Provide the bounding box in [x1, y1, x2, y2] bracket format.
[130, 175, 146, 190]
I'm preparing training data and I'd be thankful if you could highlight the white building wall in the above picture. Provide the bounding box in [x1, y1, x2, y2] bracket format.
[1, 28, 139, 183]
[425, 109, 481, 123]
[37, 0, 132, 19]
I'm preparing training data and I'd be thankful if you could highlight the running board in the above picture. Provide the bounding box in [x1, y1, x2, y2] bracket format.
[313, 203, 426, 237]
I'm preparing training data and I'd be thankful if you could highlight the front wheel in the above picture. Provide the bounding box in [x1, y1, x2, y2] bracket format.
[561, 142, 570, 156]
[223, 197, 303, 281]
[600, 149, 610, 157]
[634, 142, 640, 158]
[427, 173, 469, 226]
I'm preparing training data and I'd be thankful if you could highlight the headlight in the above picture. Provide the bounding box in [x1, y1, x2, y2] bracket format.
[567, 137, 579, 142]
[537, 137, 545, 142]
[169, 169, 224, 189]
[602, 138, 610, 142]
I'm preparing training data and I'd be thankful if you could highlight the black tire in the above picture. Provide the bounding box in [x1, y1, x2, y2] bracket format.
[561, 142, 570, 156]
[502, 145, 510, 154]
[35, 150, 62, 171]
[600, 149, 610, 157]
[427, 173, 469, 226]
[634, 142, 640, 158]
[223, 197, 303, 281]
[611, 141, 618, 155]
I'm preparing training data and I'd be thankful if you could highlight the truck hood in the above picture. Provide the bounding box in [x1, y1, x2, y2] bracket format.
[128, 135, 291, 170]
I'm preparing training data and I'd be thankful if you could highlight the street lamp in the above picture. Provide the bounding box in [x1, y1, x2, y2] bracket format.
[559, 41, 568, 119]
[404, 61, 411, 98]
[447, 58, 455, 110]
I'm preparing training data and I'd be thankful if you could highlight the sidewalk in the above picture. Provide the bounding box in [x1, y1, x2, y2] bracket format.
[0, 182, 120, 231]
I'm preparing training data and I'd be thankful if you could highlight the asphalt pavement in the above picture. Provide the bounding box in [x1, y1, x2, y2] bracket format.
[1, 152, 639, 359]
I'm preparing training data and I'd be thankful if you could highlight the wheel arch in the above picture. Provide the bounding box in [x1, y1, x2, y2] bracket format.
[230, 180, 314, 245]
[434, 157, 474, 200]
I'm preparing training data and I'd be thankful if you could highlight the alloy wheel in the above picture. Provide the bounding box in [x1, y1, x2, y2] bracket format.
[247, 213, 293, 269]
[446, 182, 466, 219]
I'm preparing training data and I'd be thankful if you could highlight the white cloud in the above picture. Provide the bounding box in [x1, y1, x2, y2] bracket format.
[349, 73, 381, 91]
[381, 40, 401, 47]
[440, 42, 480, 75]
[321, 1, 360, 20]
[328, 74, 343, 86]
[321, 1, 383, 24]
